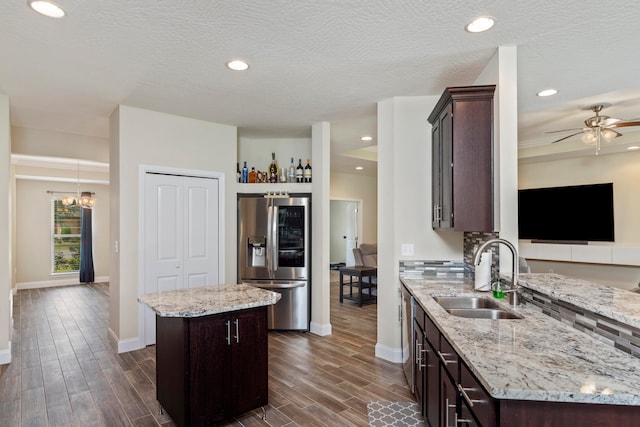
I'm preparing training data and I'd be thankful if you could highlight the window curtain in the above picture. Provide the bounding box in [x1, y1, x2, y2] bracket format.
[79, 207, 95, 283]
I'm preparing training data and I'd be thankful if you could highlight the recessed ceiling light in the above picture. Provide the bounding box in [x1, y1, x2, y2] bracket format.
[28, 0, 65, 18]
[537, 89, 558, 97]
[627, 146, 640, 151]
[361, 136, 373, 142]
[465, 17, 495, 33]
[226, 60, 249, 71]
[355, 166, 364, 171]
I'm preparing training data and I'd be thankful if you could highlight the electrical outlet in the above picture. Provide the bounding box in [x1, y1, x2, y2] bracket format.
[401, 243, 414, 256]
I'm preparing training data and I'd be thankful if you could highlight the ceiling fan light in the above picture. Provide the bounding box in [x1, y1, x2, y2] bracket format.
[581, 130, 597, 145]
[601, 128, 618, 143]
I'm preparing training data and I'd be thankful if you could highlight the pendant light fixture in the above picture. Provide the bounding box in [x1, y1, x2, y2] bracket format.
[61, 160, 96, 208]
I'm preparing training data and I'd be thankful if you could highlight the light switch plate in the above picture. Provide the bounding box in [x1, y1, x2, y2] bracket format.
[401, 243, 414, 256]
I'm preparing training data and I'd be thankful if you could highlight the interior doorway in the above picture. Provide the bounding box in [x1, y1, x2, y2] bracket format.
[330, 199, 362, 268]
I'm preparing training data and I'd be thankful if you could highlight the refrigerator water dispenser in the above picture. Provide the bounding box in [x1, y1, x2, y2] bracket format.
[249, 236, 266, 267]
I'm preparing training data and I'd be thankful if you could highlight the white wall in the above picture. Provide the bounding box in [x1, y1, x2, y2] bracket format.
[109, 105, 237, 351]
[330, 171, 377, 244]
[12, 126, 109, 163]
[310, 122, 332, 336]
[375, 47, 519, 363]
[377, 95, 458, 362]
[15, 179, 109, 286]
[0, 94, 12, 364]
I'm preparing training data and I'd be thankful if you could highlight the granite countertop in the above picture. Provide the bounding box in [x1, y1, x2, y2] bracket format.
[401, 273, 640, 406]
[138, 284, 281, 317]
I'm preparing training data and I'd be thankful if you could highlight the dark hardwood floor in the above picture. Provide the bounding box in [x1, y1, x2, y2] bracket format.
[0, 278, 413, 426]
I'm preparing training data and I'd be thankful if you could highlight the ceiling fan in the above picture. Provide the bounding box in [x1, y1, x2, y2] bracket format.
[547, 103, 640, 154]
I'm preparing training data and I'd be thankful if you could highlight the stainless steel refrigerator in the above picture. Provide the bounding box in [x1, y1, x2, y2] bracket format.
[238, 193, 311, 331]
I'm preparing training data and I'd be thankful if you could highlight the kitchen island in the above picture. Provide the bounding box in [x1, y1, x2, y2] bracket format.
[138, 284, 280, 427]
[401, 273, 640, 426]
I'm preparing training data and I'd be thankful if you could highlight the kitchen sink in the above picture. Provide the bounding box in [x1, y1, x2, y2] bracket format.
[432, 296, 523, 320]
[445, 308, 522, 320]
[433, 296, 502, 310]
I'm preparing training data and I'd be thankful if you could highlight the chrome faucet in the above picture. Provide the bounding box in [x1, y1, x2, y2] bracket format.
[472, 238, 520, 307]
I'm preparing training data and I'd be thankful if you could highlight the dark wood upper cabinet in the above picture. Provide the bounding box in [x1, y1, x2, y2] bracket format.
[428, 85, 495, 232]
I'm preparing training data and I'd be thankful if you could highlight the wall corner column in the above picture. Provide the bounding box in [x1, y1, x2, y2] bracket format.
[309, 121, 332, 336]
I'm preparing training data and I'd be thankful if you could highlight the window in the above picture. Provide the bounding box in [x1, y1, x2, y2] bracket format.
[52, 199, 81, 273]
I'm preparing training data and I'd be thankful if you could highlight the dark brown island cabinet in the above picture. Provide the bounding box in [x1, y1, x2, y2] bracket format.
[156, 307, 268, 427]
[138, 284, 279, 427]
[413, 303, 640, 427]
[428, 85, 496, 232]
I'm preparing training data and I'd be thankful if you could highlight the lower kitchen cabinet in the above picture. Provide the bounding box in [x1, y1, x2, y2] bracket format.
[416, 305, 497, 427]
[156, 307, 268, 427]
[413, 302, 640, 427]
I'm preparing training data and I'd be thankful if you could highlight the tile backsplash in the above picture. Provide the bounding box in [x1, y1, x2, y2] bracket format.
[464, 231, 499, 279]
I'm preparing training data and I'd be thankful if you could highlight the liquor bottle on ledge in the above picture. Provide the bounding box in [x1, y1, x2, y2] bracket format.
[288, 158, 295, 183]
[241, 161, 248, 183]
[304, 159, 312, 183]
[268, 153, 278, 183]
[296, 159, 304, 183]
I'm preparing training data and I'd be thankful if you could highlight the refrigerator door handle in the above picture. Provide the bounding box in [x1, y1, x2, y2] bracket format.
[266, 200, 274, 277]
[269, 204, 279, 274]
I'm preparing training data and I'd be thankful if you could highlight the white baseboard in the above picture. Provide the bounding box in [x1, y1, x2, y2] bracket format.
[309, 321, 332, 336]
[0, 341, 11, 365]
[17, 276, 110, 290]
[108, 327, 144, 354]
[375, 342, 403, 363]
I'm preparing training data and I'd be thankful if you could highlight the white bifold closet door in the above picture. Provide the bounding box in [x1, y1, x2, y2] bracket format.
[143, 172, 220, 345]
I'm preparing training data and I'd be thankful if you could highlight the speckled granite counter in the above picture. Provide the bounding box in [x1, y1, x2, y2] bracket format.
[138, 284, 281, 317]
[401, 273, 640, 406]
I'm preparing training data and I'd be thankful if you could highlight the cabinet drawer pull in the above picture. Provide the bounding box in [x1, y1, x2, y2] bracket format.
[456, 414, 474, 425]
[415, 341, 423, 370]
[437, 350, 456, 365]
[234, 319, 240, 343]
[457, 383, 485, 408]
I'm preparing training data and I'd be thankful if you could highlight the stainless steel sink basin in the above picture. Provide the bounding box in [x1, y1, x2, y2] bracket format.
[432, 296, 523, 319]
[446, 308, 522, 320]
[433, 296, 502, 310]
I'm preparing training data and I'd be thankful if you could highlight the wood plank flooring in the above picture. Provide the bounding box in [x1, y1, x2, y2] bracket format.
[0, 279, 414, 426]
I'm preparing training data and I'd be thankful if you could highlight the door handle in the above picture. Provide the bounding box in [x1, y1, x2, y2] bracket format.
[225, 320, 231, 345]
[234, 319, 240, 343]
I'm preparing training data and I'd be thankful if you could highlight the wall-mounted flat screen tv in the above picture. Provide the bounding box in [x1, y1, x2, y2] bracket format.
[518, 183, 614, 243]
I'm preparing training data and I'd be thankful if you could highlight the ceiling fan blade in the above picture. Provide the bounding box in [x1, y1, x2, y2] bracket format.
[551, 131, 584, 143]
[544, 128, 583, 134]
[609, 120, 640, 129]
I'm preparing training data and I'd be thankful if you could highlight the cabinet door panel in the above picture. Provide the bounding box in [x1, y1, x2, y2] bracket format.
[431, 119, 442, 228]
[439, 104, 453, 229]
[451, 99, 493, 231]
[440, 366, 458, 427]
[156, 316, 189, 427]
[231, 307, 269, 415]
[189, 314, 230, 424]
[425, 339, 439, 427]
[413, 320, 425, 416]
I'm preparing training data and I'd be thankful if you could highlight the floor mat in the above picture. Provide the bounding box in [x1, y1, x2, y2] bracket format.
[367, 401, 425, 427]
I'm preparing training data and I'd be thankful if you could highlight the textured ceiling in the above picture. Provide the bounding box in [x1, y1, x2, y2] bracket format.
[2, 1, 640, 175]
